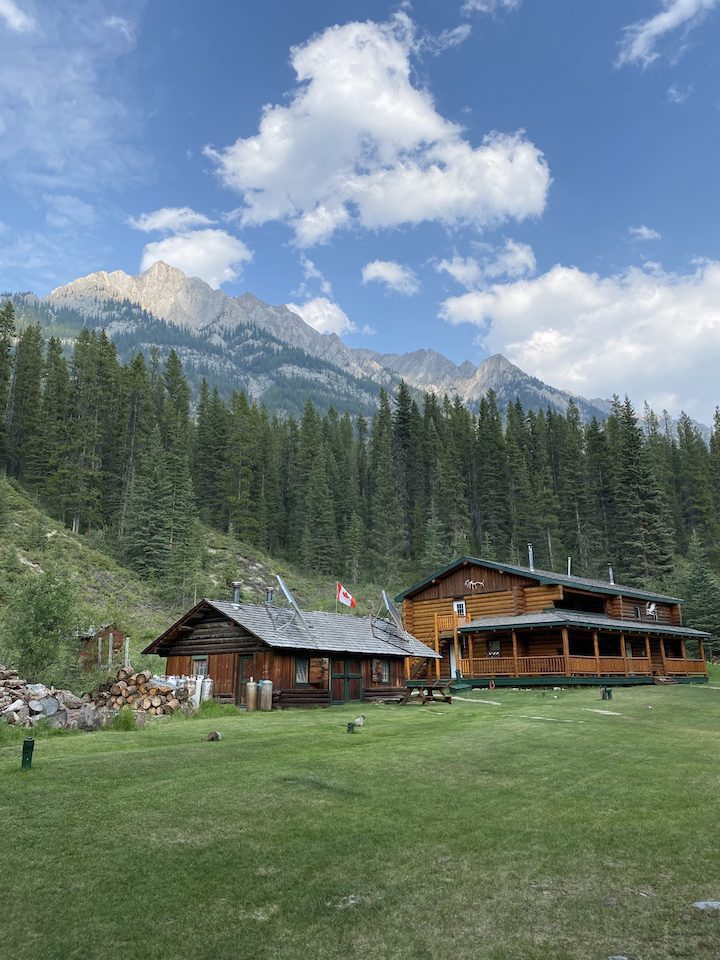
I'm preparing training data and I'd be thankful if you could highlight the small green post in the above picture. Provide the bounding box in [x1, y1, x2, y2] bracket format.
[21, 737, 35, 771]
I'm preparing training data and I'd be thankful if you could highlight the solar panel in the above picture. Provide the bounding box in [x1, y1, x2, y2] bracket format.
[275, 574, 310, 632]
[382, 590, 404, 632]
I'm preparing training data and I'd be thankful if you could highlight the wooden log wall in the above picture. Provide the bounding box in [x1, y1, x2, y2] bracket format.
[160, 615, 260, 656]
[619, 598, 681, 626]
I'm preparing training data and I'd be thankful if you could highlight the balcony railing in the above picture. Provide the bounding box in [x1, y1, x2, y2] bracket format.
[454, 654, 704, 678]
[436, 614, 471, 633]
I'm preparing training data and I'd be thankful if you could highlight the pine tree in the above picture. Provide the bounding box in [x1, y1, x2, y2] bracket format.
[5, 324, 44, 479]
[680, 531, 720, 655]
[0, 300, 15, 470]
[301, 443, 338, 573]
[122, 425, 173, 581]
[369, 389, 403, 578]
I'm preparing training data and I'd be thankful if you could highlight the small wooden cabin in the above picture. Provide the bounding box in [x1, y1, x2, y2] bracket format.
[397, 556, 709, 686]
[143, 597, 439, 707]
[78, 623, 128, 670]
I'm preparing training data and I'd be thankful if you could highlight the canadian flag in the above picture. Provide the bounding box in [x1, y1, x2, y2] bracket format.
[336, 582, 356, 608]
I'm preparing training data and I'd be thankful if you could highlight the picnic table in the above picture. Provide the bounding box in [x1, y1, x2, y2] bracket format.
[400, 682, 453, 705]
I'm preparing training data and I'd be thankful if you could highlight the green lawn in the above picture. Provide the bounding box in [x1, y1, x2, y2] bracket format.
[2, 685, 720, 960]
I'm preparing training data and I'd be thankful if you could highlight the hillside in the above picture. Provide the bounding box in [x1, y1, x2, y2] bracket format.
[0, 477, 395, 670]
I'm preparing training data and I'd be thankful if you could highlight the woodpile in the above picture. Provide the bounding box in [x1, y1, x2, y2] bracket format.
[103, 667, 187, 716]
[0, 664, 190, 730]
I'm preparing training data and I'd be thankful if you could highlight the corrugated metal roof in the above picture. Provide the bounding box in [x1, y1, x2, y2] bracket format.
[395, 555, 683, 603]
[146, 599, 440, 659]
[459, 608, 709, 638]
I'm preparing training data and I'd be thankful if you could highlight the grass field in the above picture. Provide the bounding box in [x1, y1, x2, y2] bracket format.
[2, 684, 720, 960]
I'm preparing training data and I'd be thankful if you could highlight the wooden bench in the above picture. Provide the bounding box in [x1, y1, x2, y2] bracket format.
[403, 683, 453, 705]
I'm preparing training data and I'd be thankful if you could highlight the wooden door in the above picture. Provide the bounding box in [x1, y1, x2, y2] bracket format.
[331, 658, 363, 702]
[235, 655, 254, 705]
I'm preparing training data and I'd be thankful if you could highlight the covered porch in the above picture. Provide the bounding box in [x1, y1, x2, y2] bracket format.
[429, 611, 707, 682]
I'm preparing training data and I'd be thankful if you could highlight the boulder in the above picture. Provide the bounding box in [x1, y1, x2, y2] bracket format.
[39, 696, 60, 716]
[26, 683, 49, 698]
[56, 690, 83, 710]
[46, 708, 67, 729]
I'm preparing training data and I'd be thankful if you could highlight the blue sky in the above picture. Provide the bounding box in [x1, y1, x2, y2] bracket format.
[1, 0, 720, 419]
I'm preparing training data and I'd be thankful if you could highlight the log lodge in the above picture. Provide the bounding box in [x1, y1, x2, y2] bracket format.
[397, 556, 709, 687]
[143, 589, 439, 707]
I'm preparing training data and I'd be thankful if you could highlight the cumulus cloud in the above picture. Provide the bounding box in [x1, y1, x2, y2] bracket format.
[286, 296, 356, 335]
[629, 224, 662, 241]
[361, 260, 420, 295]
[667, 82, 693, 102]
[205, 13, 549, 245]
[298, 255, 333, 296]
[437, 239, 535, 289]
[130, 207, 214, 233]
[140, 229, 252, 288]
[440, 259, 720, 421]
[617, 0, 718, 68]
[0, 0, 36, 33]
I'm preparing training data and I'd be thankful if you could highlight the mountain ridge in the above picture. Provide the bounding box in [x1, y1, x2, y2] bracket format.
[44, 261, 615, 421]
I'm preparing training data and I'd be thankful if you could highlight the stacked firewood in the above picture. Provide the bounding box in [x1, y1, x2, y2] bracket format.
[104, 667, 187, 715]
[1, 663, 190, 729]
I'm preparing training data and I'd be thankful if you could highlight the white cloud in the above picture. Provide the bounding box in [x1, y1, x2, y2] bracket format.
[0, 0, 36, 33]
[425, 23, 472, 55]
[299, 255, 333, 296]
[44, 194, 96, 228]
[130, 207, 214, 233]
[286, 296, 356, 335]
[205, 13, 549, 246]
[629, 224, 662, 241]
[617, 0, 719, 68]
[361, 260, 420, 295]
[440, 259, 720, 421]
[667, 82, 693, 102]
[462, 0, 521, 14]
[437, 239, 535, 289]
[0, 1, 146, 193]
[140, 229, 252, 288]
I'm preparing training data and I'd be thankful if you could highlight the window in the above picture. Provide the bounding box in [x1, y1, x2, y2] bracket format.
[453, 600, 466, 617]
[371, 658, 391, 684]
[487, 639, 501, 657]
[192, 657, 208, 676]
[634, 606, 642, 620]
[294, 657, 309, 684]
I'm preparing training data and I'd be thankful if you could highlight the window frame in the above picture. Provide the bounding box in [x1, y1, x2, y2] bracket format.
[294, 656, 310, 686]
[487, 638, 501, 657]
[192, 656, 208, 676]
[453, 600, 467, 617]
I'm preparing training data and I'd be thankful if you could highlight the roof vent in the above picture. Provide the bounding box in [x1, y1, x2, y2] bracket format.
[607, 562, 615, 585]
[231, 581, 242, 605]
[527, 543, 534, 572]
[265, 587, 274, 605]
[567, 556, 572, 577]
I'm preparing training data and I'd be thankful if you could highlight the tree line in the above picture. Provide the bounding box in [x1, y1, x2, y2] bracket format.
[1, 303, 720, 641]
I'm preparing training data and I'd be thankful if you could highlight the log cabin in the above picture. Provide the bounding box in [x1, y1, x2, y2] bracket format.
[142, 589, 439, 707]
[396, 556, 709, 686]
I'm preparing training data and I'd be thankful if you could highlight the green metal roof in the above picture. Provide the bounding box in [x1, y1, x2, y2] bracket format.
[395, 555, 683, 604]
[457, 608, 709, 638]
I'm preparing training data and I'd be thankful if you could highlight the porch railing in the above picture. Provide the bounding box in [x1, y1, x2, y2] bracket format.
[665, 657, 706, 674]
[436, 614, 471, 633]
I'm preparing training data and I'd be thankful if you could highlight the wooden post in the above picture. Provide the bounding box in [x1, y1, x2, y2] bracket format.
[659, 637, 668, 676]
[434, 615, 440, 681]
[453, 630, 461, 679]
[699, 639, 706, 663]
[562, 627, 570, 677]
[123, 636, 130, 669]
[680, 638, 687, 661]
[511, 630, 518, 678]
[619, 632, 628, 675]
[468, 636, 475, 677]
[593, 631, 600, 677]
[644, 634, 651, 672]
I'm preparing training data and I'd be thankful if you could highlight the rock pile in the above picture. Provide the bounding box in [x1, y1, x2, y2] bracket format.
[0, 664, 190, 731]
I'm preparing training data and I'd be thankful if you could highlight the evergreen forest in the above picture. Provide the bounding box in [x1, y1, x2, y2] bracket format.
[2, 303, 720, 644]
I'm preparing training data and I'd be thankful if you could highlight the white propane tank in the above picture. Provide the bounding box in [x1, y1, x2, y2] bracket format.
[245, 678, 258, 712]
[260, 678, 273, 711]
[200, 677, 214, 702]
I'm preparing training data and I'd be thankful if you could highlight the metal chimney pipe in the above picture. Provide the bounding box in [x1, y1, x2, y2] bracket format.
[527, 543, 534, 571]
[265, 587, 274, 605]
[231, 581, 242, 604]
[607, 562, 614, 585]
[567, 556, 572, 577]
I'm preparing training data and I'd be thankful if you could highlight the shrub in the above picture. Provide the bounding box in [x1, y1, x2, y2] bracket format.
[108, 707, 137, 731]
